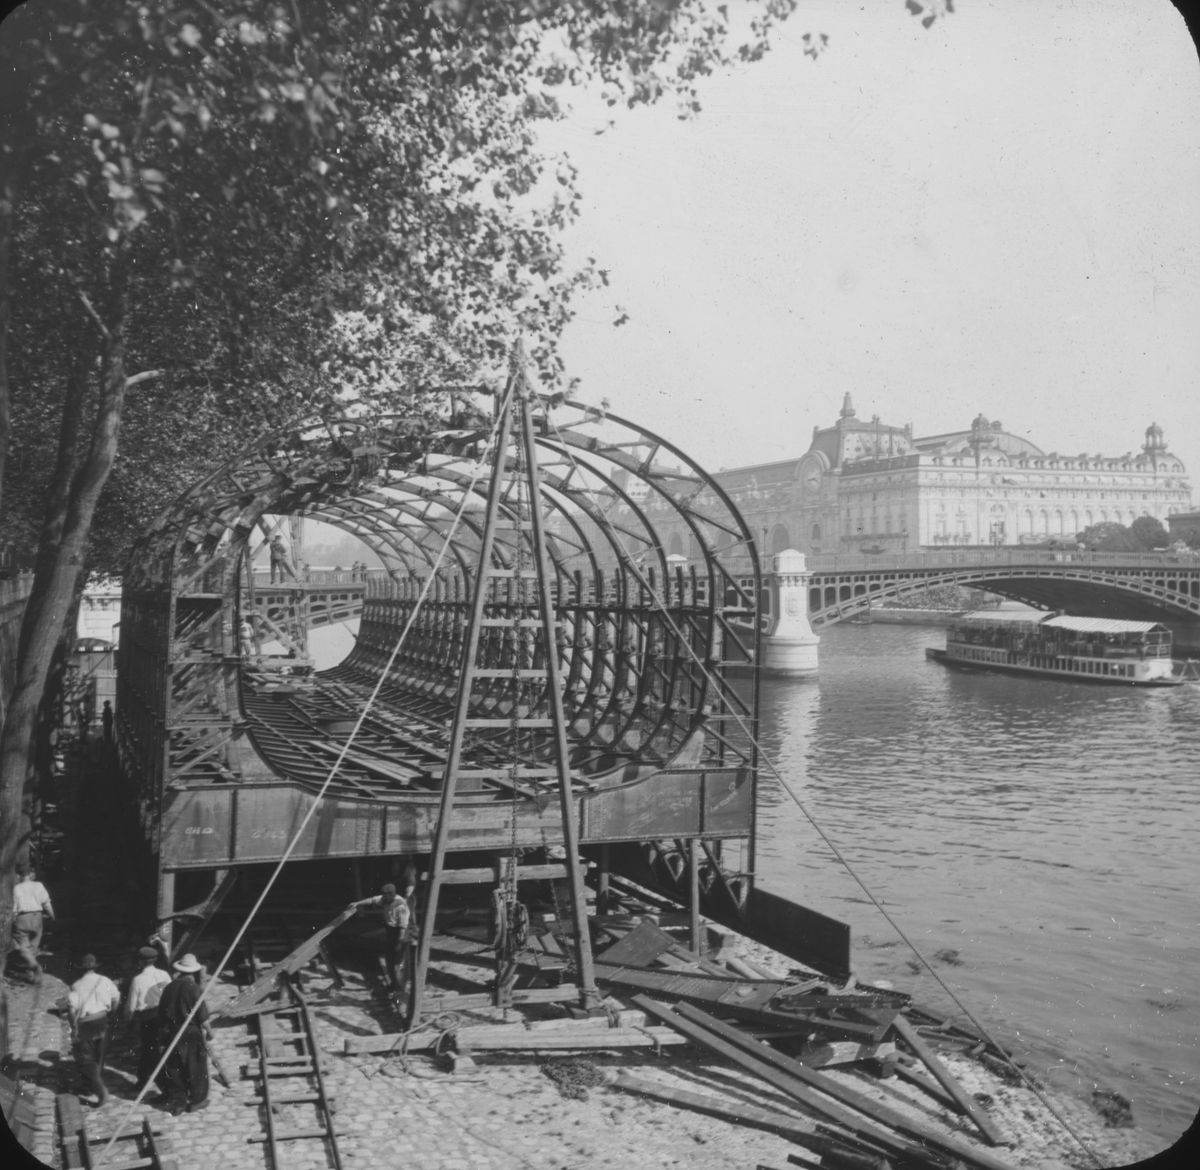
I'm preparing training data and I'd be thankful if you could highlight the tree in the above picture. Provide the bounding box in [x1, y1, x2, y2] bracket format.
[1129, 515, 1170, 551]
[0, 0, 950, 965]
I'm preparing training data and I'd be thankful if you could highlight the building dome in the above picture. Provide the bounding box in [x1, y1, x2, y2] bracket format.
[1143, 422, 1166, 454]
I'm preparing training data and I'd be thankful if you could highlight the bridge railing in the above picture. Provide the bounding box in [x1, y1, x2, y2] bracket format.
[250, 568, 385, 587]
[804, 549, 1200, 573]
[715, 549, 1200, 577]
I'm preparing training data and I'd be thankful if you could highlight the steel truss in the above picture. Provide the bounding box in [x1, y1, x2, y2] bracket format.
[117, 361, 761, 955]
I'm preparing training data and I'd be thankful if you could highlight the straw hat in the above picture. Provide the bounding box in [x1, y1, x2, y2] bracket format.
[173, 953, 203, 974]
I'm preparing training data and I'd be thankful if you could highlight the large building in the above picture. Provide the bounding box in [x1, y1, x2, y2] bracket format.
[707, 398, 1192, 557]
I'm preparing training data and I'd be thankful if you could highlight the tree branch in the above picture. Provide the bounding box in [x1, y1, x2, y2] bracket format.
[76, 289, 111, 340]
[126, 368, 165, 387]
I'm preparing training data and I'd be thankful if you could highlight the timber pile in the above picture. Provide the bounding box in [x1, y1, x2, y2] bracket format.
[343, 914, 1030, 1170]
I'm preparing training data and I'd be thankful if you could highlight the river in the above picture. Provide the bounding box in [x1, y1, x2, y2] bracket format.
[307, 617, 1200, 1141]
[752, 621, 1200, 1143]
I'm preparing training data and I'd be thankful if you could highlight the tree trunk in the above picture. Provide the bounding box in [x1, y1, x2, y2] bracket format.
[0, 283, 129, 967]
[0, 170, 14, 522]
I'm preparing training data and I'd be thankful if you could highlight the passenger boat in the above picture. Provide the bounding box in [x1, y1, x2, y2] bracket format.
[926, 610, 1183, 686]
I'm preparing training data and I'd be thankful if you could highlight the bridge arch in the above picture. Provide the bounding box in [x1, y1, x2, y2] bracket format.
[802, 550, 1200, 630]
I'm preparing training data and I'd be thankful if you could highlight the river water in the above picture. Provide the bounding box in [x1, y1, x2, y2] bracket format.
[307, 618, 1200, 1140]
[752, 621, 1200, 1143]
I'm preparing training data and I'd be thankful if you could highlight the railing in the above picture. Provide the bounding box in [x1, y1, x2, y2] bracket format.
[805, 549, 1200, 573]
[250, 568, 387, 587]
[716, 549, 1200, 576]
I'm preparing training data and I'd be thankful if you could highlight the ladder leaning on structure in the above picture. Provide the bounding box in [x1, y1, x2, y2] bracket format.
[409, 353, 602, 1026]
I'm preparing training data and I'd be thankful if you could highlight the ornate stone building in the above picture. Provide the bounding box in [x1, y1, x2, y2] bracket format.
[707, 398, 1192, 556]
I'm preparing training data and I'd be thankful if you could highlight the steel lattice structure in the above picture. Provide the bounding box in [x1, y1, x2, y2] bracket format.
[117, 389, 774, 949]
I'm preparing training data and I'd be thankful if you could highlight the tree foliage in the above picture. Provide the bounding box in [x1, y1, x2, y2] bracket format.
[1076, 518, 1170, 553]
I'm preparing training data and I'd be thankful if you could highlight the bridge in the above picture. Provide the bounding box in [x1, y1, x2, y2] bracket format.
[247, 549, 1200, 645]
[243, 570, 376, 655]
[793, 548, 1200, 629]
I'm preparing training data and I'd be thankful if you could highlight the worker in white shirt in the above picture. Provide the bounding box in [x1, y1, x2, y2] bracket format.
[124, 946, 172, 1092]
[11, 861, 55, 984]
[348, 881, 413, 995]
[68, 954, 121, 1106]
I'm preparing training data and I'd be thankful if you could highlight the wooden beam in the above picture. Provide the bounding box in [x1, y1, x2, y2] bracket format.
[891, 1015, 1010, 1147]
[609, 1072, 828, 1143]
[640, 998, 1018, 1170]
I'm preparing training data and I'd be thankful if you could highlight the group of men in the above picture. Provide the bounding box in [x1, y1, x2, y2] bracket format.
[11, 864, 210, 1113]
[65, 944, 212, 1113]
[12, 860, 417, 1112]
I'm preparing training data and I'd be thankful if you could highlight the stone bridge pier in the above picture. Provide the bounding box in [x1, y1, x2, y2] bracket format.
[762, 549, 820, 678]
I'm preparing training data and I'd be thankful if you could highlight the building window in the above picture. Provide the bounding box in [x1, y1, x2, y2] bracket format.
[810, 523, 822, 541]
[668, 532, 684, 557]
[770, 524, 791, 554]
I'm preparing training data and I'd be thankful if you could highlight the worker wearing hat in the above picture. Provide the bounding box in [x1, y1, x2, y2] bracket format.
[124, 946, 171, 1092]
[156, 953, 212, 1114]
[68, 954, 121, 1106]
[11, 860, 54, 984]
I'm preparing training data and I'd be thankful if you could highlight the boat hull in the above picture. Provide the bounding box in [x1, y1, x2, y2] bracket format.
[925, 647, 1182, 686]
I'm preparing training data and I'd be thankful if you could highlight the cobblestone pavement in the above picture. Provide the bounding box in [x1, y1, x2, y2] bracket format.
[58, 966, 1168, 1170]
[4, 972, 73, 1167]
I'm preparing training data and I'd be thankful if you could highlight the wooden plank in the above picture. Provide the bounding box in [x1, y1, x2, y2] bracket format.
[687, 999, 894, 1045]
[629, 998, 945, 1167]
[891, 1061, 961, 1111]
[610, 1072, 827, 1142]
[216, 906, 358, 1018]
[892, 1015, 1009, 1147]
[453, 1027, 687, 1051]
[796, 1040, 897, 1069]
[646, 999, 1019, 1170]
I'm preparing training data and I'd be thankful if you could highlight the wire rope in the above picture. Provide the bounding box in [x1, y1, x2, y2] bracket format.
[541, 403, 1106, 1170]
[93, 384, 513, 1169]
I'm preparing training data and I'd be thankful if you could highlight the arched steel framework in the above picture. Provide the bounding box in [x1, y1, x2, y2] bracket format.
[117, 392, 764, 889]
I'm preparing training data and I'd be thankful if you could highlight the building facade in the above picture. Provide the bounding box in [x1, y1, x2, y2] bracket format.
[707, 399, 1192, 557]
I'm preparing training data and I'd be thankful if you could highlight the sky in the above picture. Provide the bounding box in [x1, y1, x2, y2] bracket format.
[537, 0, 1200, 492]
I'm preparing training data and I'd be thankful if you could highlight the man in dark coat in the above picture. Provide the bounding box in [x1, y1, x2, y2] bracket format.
[156, 953, 211, 1114]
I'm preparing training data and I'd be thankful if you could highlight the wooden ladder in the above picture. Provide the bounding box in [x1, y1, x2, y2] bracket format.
[409, 352, 600, 1025]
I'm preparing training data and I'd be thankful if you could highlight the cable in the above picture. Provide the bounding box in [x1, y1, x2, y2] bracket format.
[541, 404, 1106, 1169]
[93, 386, 512, 1169]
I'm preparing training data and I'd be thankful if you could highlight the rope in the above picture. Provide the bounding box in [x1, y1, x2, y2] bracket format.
[93, 387, 513, 1169]
[541, 403, 1106, 1169]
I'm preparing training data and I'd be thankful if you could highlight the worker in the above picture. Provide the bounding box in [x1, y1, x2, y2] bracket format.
[348, 882, 412, 995]
[239, 618, 255, 657]
[68, 954, 121, 1107]
[124, 946, 171, 1093]
[11, 861, 55, 984]
[101, 701, 114, 745]
[156, 953, 212, 1114]
[269, 534, 296, 583]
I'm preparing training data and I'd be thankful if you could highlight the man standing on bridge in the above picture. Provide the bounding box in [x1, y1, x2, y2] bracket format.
[269, 534, 297, 583]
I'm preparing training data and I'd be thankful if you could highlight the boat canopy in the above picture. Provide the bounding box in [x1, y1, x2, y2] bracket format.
[1040, 614, 1166, 635]
[956, 611, 1167, 635]
[957, 610, 1044, 626]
